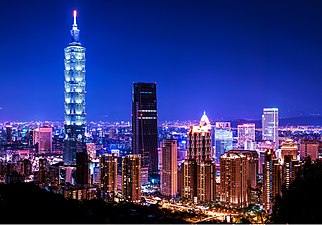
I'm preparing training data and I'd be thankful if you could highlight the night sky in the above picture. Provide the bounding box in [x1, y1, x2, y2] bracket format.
[1, 0, 322, 122]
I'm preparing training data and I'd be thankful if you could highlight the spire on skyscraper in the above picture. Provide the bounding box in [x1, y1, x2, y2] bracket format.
[70, 10, 80, 44]
[73, 10, 77, 27]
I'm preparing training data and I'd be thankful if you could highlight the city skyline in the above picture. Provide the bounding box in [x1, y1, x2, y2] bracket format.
[1, 0, 322, 122]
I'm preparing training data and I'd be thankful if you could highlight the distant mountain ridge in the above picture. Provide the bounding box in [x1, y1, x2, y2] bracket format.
[230, 116, 322, 128]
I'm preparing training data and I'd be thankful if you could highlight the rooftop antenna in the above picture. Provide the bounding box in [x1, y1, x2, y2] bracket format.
[73, 10, 77, 26]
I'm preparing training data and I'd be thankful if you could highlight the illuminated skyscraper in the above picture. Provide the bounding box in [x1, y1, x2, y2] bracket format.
[187, 125, 212, 161]
[237, 123, 255, 149]
[299, 139, 319, 161]
[256, 141, 275, 174]
[280, 139, 298, 164]
[179, 116, 216, 203]
[132, 82, 158, 177]
[122, 154, 141, 202]
[214, 122, 233, 160]
[179, 159, 197, 200]
[33, 127, 52, 154]
[262, 108, 279, 150]
[220, 152, 249, 208]
[282, 155, 300, 190]
[99, 154, 118, 196]
[160, 139, 177, 197]
[262, 149, 282, 213]
[197, 160, 216, 202]
[228, 149, 258, 189]
[63, 11, 87, 165]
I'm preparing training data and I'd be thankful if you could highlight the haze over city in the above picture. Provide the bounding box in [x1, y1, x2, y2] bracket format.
[1, 0, 322, 122]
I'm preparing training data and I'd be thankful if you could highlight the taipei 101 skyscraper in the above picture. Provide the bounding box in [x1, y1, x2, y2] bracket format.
[63, 11, 87, 165]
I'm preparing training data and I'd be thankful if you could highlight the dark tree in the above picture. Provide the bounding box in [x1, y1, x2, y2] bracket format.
[271, 157, 322, 224]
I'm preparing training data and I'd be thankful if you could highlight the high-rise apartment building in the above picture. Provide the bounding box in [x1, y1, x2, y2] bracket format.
[179, 115, 216, 203]
[197, 160, 216, 202]
[160, 139, 178, 197]
[256, 141, 275, 174]
[280, 139, 298, 164]
[187, 125, 212, 162]
[33, 127, 52, 154]
[63, 11, 87, 165]
[299, 139, 319, 161]
[99, 153, 118, 195]
[179, 159, 198, 200]
[282, 155, 300, 190]
[132, 82, 158, 177]
[228, 150, 258, 189]
[122, 154, 141, 202]
[262, 149, 282, 213]
[237, 123, 255, 149]
[220, 152, 249, 208]
[214, 122, 233, 160]
[262, 108, 279, 150]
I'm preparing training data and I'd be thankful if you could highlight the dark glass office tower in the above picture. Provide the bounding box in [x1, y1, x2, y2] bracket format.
[132, 82, 158, 178]
[63, 11, 87, 165]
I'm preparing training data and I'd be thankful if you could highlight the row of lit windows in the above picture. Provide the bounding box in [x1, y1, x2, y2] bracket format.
[137, 117, 157, 120]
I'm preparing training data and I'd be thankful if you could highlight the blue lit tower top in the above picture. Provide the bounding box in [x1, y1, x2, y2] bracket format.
[64, 10, 86, 127]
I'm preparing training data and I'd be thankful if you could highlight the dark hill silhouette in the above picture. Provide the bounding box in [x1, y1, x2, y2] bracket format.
[0, 182, 187, 223]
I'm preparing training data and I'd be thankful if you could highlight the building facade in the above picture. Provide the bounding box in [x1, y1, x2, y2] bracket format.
[220, 152, 249, 208]
[262, 108, 279, 150]
[160, 139, 178, 197]
[237, 123, 255, 149]
[99, 153, 118, 197]
[122, 154, 141, 202]
[179, 115, 216, 203]
[132, 82, 158, 177]
[33, 127, 53, 154]
[214, 122, 233, 160]
[280, 139, 298, 164]
[187, 125, 212, 162]
[282, 155, 300, 190]
[299, 139, 319, 161]
[262, 149, 282, 213]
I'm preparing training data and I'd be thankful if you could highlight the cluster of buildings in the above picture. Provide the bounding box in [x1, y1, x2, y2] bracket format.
[0, 10, 321, 216]
[159, 109, 321, 213]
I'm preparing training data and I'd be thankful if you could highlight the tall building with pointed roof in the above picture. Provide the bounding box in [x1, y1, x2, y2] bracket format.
[63, 10, 87, 166]
[179, 112, 216, 203]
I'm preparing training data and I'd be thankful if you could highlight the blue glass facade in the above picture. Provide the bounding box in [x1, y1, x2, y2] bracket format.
[214, 122, 233, 160]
